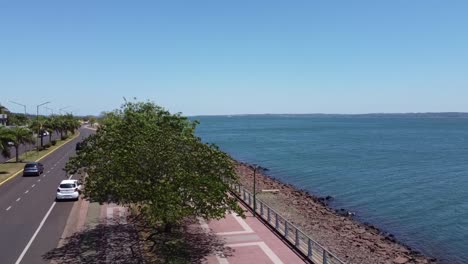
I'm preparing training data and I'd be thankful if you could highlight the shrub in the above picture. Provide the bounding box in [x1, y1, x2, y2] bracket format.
[61, 135, 69, 140]
[44, 143, 52, 149]
[51, 140, 57, 146]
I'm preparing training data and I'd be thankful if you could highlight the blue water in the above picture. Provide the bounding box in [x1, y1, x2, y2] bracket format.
[194, 115, 468, 264]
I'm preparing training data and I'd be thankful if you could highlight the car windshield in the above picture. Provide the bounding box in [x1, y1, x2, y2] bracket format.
[25, 164, 37, 168]
[59, 183, 76, 188]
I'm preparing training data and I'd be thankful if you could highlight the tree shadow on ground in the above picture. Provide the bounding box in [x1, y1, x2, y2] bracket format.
[43, 218, 232, 264]
[43, 223, 144, 264]
[145, 218, 233, 263]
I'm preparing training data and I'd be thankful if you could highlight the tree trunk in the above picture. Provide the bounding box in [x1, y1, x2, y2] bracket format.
[163, 222, 173, 233]
[40, 134, 44, 147]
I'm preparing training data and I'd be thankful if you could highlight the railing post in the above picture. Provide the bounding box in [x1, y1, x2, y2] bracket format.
[267, 207, 271, 223]
[308, 238, 312, 258]
[295, 228, 299, 246]
[260, 202, 264, 216]
[323, 249, 328, 264]
[285, 221, 289, 238]
[243, 189, 246, 201]
[248, 193, 251, 206]
[275, 213, 279, 229]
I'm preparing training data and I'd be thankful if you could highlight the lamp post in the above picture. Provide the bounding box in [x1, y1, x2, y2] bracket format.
[253, 165, 258, 217]
[252, 164, 268, 218]
[36, 101, 50, 150]
[45, 106, 54, 116]
[59, 106, 70, 115]
[9, 101, 27, 116]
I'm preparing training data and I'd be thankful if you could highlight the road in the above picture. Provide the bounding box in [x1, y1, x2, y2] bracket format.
[0, 127, 93, 264]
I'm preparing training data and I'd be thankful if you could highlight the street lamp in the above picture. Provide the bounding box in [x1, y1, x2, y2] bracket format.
[36, 101, 50, 150]
[9, 100, 27, 115]
[59, 106, 70, 115]
[45, 106, 54, 116]
[251, 164, 268, 217]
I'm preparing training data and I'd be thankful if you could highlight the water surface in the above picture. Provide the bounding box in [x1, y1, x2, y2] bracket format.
[194, 115, 468, 264]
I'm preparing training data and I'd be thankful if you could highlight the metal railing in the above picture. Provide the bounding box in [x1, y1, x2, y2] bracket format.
[227, 181, 345, 264]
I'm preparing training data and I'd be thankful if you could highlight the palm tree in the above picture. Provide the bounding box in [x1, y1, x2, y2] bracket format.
[29, 118, 46, 148]
[0, 126, 11, 158]
[4, 127, 35, 162]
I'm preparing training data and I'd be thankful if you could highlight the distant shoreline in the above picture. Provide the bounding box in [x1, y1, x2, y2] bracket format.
[191, 112, 468, 118]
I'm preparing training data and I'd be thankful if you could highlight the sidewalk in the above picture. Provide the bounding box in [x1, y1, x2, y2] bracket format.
[200, 202, 306, 264]
[50, 199, 306, 264]
[47, 200, 142, 264]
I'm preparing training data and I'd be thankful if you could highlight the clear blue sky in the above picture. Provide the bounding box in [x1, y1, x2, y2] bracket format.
[1, 0, 467, 116]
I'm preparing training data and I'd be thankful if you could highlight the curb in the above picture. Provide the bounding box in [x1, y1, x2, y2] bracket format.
[0, 131, 80, 187]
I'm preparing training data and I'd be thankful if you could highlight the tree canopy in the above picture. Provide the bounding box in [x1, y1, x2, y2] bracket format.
[66, 101, 242, 229]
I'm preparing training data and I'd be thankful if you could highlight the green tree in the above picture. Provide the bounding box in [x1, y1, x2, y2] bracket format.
[2, 127, 34, 162]
[8, 113, 30, 126]
[88, 116, 97, 127]
[29, 117, 47, 148]
[0, 104, 9, 114]
[0, 126, 11, 158]
[66, 101, 242, 233]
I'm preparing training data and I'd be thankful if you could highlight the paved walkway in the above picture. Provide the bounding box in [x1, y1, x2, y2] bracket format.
[56, 199, 305, 264]
[200, 203, 306, 264]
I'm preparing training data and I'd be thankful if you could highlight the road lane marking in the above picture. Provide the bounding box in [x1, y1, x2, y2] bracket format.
[42, 175, 46, 177]
[47, 171, 50, 173]
[14, 202, 56, 264]
[24, 190, 29, 194]
[6, 206, 11, 211]
[16, 198, 21, 202]
[31, 184, 35, 188]
[37, 179, 41, 182]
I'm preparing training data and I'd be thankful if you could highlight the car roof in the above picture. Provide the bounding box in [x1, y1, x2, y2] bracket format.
[26, 162, 39, 165]
[60, 180, 77, 184]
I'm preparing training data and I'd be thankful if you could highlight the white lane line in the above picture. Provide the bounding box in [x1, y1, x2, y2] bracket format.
[42, 175, 46, 178]
[47, 171, 50, 173]
[31, 184, 36, 188]
[16, 198, 21, 202]
[24, 190, 29, 194]
[14, 202, 56, 264]
[37, 179, 41, 182]
[6, 206, 12, 211]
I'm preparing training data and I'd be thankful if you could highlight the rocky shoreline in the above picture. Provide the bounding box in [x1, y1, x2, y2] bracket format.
[234, 161, 438, 264]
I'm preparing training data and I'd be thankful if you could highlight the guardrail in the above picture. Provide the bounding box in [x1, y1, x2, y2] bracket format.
[226, 181, 345, 264]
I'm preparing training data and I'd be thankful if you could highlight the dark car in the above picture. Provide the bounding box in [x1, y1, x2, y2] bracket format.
[23, 162, 44, 176]
[75, 142, 83, 151]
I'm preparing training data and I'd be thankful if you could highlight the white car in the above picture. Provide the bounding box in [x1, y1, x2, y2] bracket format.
[56, 179, 82, 201]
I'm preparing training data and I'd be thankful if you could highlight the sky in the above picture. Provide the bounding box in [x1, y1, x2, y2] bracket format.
[0, 0, 467, 116]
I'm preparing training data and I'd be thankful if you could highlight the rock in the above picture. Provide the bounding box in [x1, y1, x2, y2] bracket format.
[394, 256, 410, 263]
[325, 195, 333, 200]
[336, 208, 353, 216]
[356, 228, 366, 234]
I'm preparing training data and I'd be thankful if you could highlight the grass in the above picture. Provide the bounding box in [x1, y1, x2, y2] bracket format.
[0, 131, 79, 184]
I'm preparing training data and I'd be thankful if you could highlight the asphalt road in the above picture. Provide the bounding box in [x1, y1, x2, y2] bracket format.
[0, 127, 93, 264]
